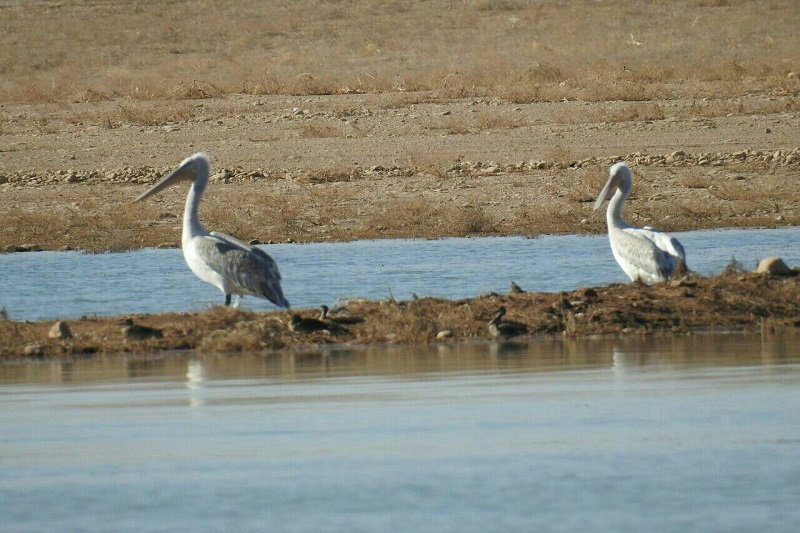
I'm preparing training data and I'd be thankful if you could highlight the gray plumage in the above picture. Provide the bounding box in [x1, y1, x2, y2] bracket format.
[594, 162, 687, 284]
[134, 153, 289, 308]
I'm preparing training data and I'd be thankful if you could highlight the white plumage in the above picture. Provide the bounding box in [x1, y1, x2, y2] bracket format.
[594, 162, 686, 284]
[135, 153, 290, 308]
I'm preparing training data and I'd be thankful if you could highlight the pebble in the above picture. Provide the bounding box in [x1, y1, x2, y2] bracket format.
[48, 320, 73, 339]
[756, 257, 792, 276]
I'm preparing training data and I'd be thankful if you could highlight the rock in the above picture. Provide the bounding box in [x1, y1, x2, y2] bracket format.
[756, 257, 791, 276]
[436, 330, 453, 339]
[211, 170, 230, 182]
[18, 244, 42, 252]
[670, 150, 686, 160]
[24, 343, 45, 357]
[249, 239, 262, 245]
[48, 321, 73, 339]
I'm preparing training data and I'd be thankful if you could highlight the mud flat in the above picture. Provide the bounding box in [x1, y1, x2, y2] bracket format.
[2, 270, 799, 361]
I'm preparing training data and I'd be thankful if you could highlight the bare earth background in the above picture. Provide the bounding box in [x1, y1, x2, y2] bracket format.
[1, 0, 800, 356]
[1, 0, 799, 251]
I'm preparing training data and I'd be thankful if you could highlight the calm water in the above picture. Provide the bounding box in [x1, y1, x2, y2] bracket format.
[2, 334, 800, 532]
[2, 227, 798, 321]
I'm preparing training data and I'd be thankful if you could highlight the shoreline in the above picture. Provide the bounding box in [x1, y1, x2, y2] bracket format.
[3, 270, 799, 361]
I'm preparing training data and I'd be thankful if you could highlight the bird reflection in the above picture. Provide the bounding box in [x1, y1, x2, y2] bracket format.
[185, 359, 206, 407]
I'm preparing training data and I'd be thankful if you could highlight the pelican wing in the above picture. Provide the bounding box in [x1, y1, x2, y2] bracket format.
[209, 231, 279, 267]
[614, 228, 682, 283]
[196, 234, 289, 308]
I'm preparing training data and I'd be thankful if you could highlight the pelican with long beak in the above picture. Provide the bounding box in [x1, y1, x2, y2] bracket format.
[594, 162, 686, 284]
[134, 152, 290, 308]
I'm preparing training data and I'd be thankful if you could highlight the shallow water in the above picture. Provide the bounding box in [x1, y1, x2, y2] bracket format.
[2, 334, 800, 532]
[2, 227, 798, 321]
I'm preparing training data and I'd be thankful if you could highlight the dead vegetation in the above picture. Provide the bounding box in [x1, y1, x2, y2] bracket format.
[1, 1, 797, 108]
[2, 150, 799, 252]
[3, 271, 800, 360]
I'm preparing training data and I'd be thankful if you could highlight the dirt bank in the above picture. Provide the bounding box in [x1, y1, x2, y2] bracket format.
[3, 270, 799, 361]
[2, 93, 800, 252]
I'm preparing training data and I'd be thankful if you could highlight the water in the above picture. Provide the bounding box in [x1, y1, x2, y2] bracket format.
[2, 227, 798, 321]
[2, 334, 800, 532]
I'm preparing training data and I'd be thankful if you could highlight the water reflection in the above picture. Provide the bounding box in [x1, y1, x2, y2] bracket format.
[2, 331, 800, 387]
[185, 360, 205, 408]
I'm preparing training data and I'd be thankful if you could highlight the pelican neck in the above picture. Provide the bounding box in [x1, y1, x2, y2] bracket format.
[182, 179, 208, 243]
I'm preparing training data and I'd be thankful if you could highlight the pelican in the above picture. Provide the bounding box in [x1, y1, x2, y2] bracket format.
[134, 152, 290, 308]
[488, 306, 529, 339]
[594, 162, 687, 284]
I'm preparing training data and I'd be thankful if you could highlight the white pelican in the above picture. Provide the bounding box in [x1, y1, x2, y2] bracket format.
[135, 152, 290, 309]
[594, 162, 686, 284]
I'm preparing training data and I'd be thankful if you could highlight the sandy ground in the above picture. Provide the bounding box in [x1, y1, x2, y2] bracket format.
[2, 93, 800, 252]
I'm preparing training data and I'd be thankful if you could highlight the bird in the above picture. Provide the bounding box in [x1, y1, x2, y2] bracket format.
[487, 306, 529, 339]
[121, 318, 163, 340]
[318, 305, 364, 325]
[134, 153, 289, 308]
[594, 162, 687, 284]
[288, 314, 335, 334]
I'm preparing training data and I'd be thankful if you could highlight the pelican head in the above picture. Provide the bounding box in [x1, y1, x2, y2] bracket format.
[135, 153, 211, 202]
[593, 162, 632, 210]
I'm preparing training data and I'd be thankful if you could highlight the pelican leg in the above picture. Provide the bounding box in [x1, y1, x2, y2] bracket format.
[232, 295, 242, 308]
[224, 294, 232, 306]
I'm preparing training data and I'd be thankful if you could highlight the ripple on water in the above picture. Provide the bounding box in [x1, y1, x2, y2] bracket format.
[1, 227, 798, 321]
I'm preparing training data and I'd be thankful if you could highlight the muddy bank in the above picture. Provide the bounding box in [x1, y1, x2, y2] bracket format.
[2, 147, 800, 253]
[2, 270, 799, 361]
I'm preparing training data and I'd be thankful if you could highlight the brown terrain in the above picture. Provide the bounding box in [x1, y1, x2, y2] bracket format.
[1, 0, 799, 358]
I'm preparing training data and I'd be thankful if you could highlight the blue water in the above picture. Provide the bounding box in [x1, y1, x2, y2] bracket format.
[2, 227, 798, 321]
[1, 335, 800, 533]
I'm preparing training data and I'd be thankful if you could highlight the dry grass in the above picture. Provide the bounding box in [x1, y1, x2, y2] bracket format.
[6, 270, 800, 359]
[677, 173, 712, 189]
[431, 110, 527, 134]
[298, 121, 346, 139]
[1, 1, 797, 107]
[564, 165, 611, 202]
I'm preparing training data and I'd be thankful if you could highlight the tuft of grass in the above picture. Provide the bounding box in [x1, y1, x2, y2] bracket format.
[298, 168, 363, 184]
[677, 173, 711, 189]
[299, 120, 346, 138]
[722, 257, 748, 275]
[446, 206, 495, 234]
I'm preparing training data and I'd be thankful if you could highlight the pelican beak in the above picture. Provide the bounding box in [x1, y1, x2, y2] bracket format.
[593, 172, 622, 210]
[134, 153, 207, 202]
